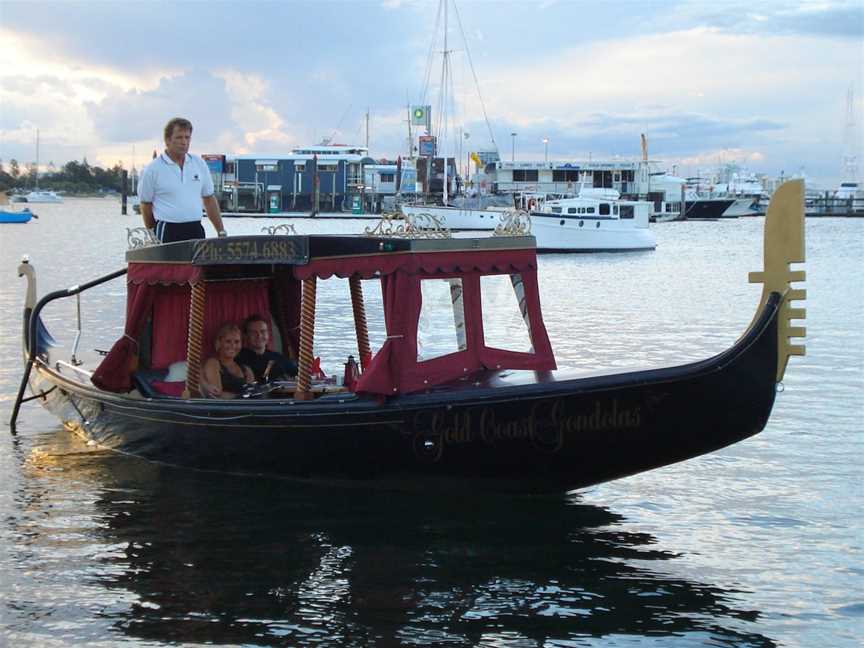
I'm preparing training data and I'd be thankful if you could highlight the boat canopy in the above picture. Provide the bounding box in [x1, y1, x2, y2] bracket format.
[92, 235, 556, 397]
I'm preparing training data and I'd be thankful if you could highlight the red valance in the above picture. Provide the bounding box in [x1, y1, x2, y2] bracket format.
[128, 263, 202, 286]
[294, 248, 536, 280]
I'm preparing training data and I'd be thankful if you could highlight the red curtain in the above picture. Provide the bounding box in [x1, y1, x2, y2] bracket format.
[354, 272, 420, 395]
[355, 267, 555, 397]
[151, 280, 271, 368]
[91, 282, 155, 392]
[270, 269, 302, 359]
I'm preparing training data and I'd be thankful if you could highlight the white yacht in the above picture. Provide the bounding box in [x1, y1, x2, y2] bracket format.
[399, 203, 508, 230]
[835, 181, 863, 200]
[530, 189, 656, 252]
[20, 190, 63, 204]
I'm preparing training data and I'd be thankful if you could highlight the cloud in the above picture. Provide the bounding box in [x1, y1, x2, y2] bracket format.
[0, 1, 860, 187]
[84, 70, 233, 144]
[669, 0, 864, 39]
[217, 70, 295, 152]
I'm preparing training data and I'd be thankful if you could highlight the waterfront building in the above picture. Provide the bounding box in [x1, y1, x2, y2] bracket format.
[206, 145, 370, 213]
[490, 159, 685, 220]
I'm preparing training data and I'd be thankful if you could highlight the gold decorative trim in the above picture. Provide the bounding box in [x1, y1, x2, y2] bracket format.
[493, 209, 532, 237]
[261, 223, 297, 236]
[748, 179, 806, 381]
[364, 211, 451, 239]
[126, 227, 159, 249]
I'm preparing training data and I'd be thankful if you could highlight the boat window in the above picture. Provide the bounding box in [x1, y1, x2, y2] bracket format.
[311, 278, 386, 375]
[619, 205, 634, 219]
[599, 203, 610, 216]
[551, 207, 562, 214]
[480, 274, 533, 354]
[513, 169, 539, 182]
[417, 278, 467, 361]
[567, 208, 577, 214]
[613, 205, 619, 215]
[552, 170, 580, 182]
[586, 206, 595, 214]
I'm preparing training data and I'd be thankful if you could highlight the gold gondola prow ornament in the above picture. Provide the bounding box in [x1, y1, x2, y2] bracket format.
[364, 211, 451, 239]
[748, 179, 806, 382]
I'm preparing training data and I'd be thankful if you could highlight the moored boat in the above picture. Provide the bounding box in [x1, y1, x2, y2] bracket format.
[0, 207, 35, 223]
[400, 203, 508, 230]
[0, 193, 36, 223]
[20, 190, 63, 203]
[530, 189, 656, 252]
[683, 195, 737, 220]
[10, 182, 806, 493]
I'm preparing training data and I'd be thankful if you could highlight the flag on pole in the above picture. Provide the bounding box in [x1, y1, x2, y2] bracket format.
[411, 105, 430, 128]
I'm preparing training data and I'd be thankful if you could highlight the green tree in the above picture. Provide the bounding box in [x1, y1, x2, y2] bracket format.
[25, 162, 37, 186]
[10, 159, 20, 179]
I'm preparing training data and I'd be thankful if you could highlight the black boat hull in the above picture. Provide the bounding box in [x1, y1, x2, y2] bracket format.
[684, 198, 737, 220]
[26, 294, 780, 493]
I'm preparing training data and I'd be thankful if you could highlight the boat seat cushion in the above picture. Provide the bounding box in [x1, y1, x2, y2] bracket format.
[151, 380, 186, 398]
[132, 367, 175, 398]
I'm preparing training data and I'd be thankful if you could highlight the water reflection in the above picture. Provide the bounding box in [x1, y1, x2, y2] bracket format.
[5, 431, 776, 647]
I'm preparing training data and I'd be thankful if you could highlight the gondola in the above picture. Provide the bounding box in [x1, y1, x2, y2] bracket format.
[10, 181, 806, 493]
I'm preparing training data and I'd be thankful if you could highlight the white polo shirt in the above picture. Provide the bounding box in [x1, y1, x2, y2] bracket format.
[138, 153, 215, 223]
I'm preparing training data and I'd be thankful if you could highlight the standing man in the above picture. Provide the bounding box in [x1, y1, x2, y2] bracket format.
[138, 117, 227, 243]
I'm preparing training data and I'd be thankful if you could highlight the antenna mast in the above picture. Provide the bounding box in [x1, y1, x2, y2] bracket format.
[841, 84, 859, 183]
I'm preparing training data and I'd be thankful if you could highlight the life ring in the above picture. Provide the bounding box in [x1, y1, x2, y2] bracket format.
[527, 198, 537, 211]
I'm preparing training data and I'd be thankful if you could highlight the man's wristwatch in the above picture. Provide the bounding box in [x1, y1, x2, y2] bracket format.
[217, 230, 228, 238]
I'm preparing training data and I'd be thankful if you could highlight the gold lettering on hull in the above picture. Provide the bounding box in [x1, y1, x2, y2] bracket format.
[412, 399, 643, 462]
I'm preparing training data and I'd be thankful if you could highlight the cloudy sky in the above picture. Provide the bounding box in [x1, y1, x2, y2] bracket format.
[1, 0, 861, 188]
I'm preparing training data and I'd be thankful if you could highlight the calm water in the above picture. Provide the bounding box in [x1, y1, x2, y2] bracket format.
[0, 199, 861, 647]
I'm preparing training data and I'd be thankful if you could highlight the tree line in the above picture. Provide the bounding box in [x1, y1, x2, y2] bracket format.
[0, 158, 127, 194]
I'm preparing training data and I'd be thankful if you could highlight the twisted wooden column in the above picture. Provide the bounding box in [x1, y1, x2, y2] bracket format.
[183, 280, 206, 399]
[349, 274, 371, 370]
[295, 276, 317, 400]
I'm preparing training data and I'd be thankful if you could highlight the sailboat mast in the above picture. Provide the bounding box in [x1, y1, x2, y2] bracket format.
[442, 0, 449, 205]
[35, 128, 40, 190]
[406, 101, 413, 159]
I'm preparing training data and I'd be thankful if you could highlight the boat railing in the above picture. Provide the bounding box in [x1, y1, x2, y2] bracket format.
[10, 264, 128, 433]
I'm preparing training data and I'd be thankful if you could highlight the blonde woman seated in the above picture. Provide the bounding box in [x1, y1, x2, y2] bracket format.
[201, 323, 255, 398]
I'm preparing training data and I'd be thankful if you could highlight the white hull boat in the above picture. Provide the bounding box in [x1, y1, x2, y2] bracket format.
[22, 190, 63, 204]
[400, 204, 506, 230]
[530, 193, 656, 252]
[722, 197, 761, 217]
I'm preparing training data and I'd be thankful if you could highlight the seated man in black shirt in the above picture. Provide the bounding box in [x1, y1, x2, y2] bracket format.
[236, 314, 298, 383]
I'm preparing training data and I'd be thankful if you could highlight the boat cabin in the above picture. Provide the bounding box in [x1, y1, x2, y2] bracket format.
[91, 233, 556, 401]
[541, 195, 652, 225]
